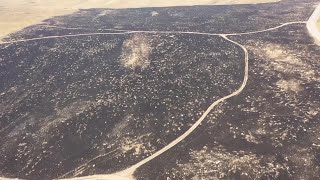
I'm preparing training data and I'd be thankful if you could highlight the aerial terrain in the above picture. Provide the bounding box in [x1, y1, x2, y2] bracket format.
[0, 0, 280, 40]
[0, 0, 320, 180]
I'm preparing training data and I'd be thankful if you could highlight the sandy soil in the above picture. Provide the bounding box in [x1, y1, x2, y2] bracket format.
[0, 0, 280, 40]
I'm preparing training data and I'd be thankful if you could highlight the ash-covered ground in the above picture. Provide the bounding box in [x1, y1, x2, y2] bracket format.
[136, 23, 320, 180]
[0, 0, 319, 179]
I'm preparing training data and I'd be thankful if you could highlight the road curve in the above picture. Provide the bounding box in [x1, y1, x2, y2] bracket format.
[0, 21, 307, 46]
[0, 9, 316, 180]
[58, 21, 311, 180]
[225, 21, 306, 36]
[58, 35, 249, 180]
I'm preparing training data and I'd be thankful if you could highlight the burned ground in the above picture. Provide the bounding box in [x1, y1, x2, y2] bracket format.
[0, 0, 319, 179]
[0, 32, 243, 179]
[3, 0, 319, 42]
[135, 22, 320, 180]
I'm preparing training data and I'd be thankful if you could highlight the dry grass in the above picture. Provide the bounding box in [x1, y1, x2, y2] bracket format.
[0, 0, 280, 40]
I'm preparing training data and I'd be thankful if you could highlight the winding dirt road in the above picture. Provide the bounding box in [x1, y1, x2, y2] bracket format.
[0, 5, 318, 180]
[0, 21, 306, 45]
[58, 22, 303, 180]
[76, 34, 249, 180]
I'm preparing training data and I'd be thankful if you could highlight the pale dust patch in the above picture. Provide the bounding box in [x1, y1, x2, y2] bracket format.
[263, 44, 304, 65]
[108, 114, 156, 155]
[93, 10, 115, 20]
[111, 114, 131, 137]
[175, 145, 288, 179]
[255, 127, 267, 135]
[120, 134, 155, 155]
[55, 101, 92, 118]
[259, 43, 317, 81]
[245, 131, 259, 144]
[40, 101, 92, 133]
[308, 108, 318, 117]
[151, 11, 159, 16]
[122, 140, 143, 155]
[276, 79, 303, 93]
[97, 10, 115, 16]
[286, 145, 319, 179]
[121, 34, 152, 70]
